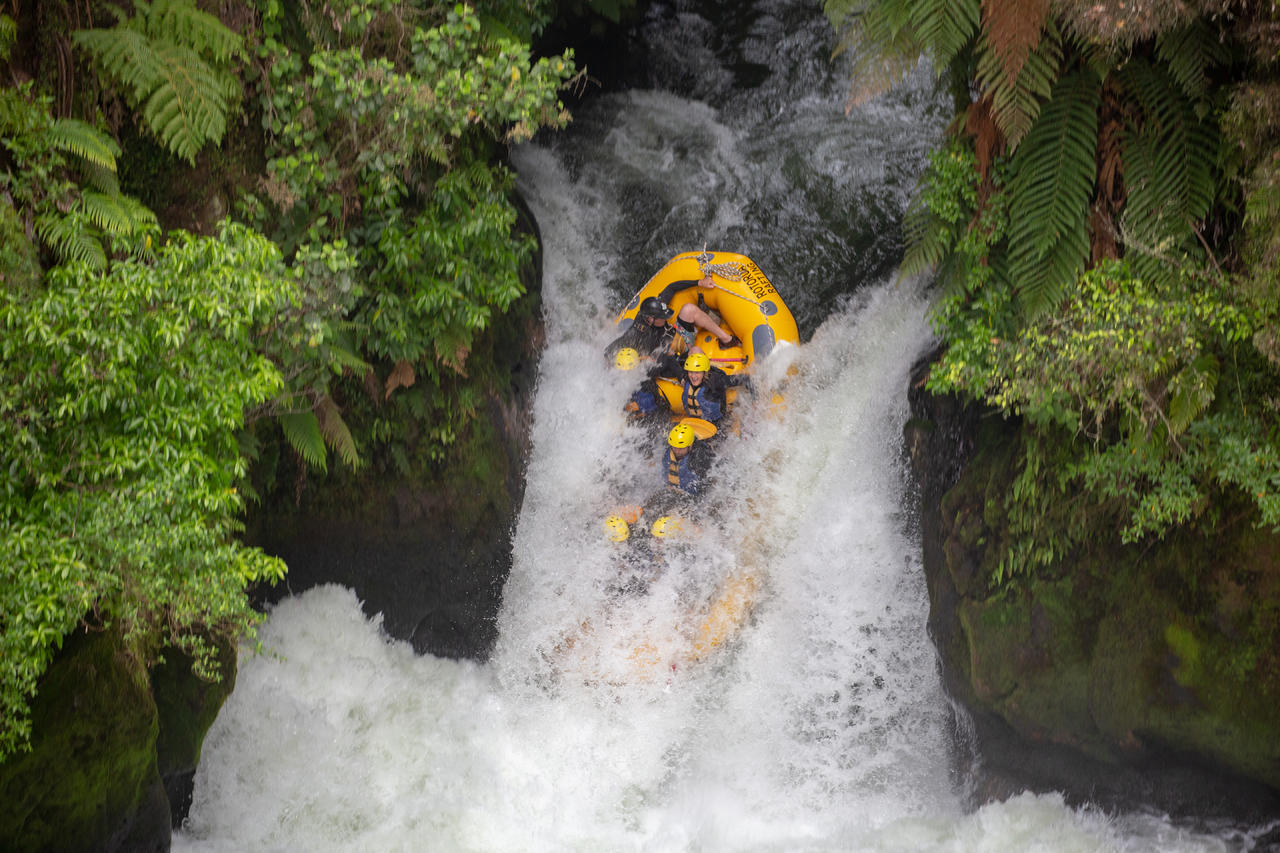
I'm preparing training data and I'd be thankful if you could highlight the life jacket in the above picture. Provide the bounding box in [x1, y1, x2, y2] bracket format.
[681, 379, 723, 423]
[666, 447, 699, 495]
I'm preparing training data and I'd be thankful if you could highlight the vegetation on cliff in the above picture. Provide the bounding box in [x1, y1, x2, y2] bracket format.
[826, 0, 1280, 579]
[0, 0, 585, 762]
[836, 0, 1280, 797]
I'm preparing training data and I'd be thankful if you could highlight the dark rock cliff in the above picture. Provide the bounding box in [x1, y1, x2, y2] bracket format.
[0, 627, 233, 852]
[905, 353, 1280, 827]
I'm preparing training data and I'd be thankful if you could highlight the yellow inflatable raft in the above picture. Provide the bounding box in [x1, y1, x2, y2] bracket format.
[616, 251, 799, 414]
[561, 569, 764, 684]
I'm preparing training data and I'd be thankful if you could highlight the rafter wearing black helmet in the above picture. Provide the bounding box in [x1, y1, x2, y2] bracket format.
[605, 276, 738, 363]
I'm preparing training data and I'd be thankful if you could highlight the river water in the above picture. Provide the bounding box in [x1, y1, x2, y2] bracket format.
[176, 1, 1259, 850]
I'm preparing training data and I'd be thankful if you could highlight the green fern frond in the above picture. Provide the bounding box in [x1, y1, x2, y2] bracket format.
[143, 42, 234, 162]
[1, 15, 18, 63]
[328, 342, 371, 375]
[316, 396, 361, 469]
[47, 118, 121, 173]
[73, 0, 242, 164]
[118, 192, 158, 227]
[1118, 59, 1216, 285]
[899, 195, 948, 279]
[149, 0, 244, 62]
[278, 411, 328, 471]
[910, 0, 979, 69]
[237, 428, 261, 463]
[77, 190, 157, 245]
[78, 190, 136, 237]
[1006, 69, 1100, 315]
[79, 159, 122, 194]
[35, 212, 108, 269]
[830, 1, 924, 107]
[977, 22, 1062, 150]
[1155, 19, 1228, 108]
[73, 27, 161, 104]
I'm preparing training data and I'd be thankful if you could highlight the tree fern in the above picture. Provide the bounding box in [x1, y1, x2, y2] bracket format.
[976, 19, 1062, 149]
[1156, 19, 1229, 108]
[1167, 353, 1218, 439]
[980, 0, 1050, 82]
[1006, 69, 1100, 315]
[828, 0, 925, 107]
[329, 341, 372, 376]
[0, 14, 15, 63]
[143, 42, 237, 162]
[73, 28, 158, 103]
[147, 0, 243, 63]
[35, 212, 109, 270]
[899, 194, 948, 279]
[910, 0, 980, 70]
[73, 0, 243, 164]
[1118, 58, 1217, 288]
[79, 190, 139, 237]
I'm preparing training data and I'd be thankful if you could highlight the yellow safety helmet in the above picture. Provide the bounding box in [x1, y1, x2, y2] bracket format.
[684, 353, 710, 372]
[604, 515, 629, 542]
[651, 516, 684, 539]
[668, 423, 696, 448]
[615, 348, 639, 371]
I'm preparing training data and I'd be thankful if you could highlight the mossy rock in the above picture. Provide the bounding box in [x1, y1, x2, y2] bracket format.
[928, 408, 1280, 798]
[959, 577, 1108, 759]
[0, 626, 169, 852]
[151, 636, 238, 827]
[1090, 579, 1280, 789]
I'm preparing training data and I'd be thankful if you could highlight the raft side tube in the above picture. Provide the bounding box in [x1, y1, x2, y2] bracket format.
[615, 251, 798, 372]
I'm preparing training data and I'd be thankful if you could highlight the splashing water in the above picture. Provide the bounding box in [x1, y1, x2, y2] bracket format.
[176, 2, 1249, 850]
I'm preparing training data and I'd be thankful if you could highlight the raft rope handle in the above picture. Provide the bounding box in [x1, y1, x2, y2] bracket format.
[696, 247, 763, 308]
[696, 248, 745, 283]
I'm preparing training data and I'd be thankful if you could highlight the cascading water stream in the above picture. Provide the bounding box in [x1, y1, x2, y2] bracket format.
[176, 2, 1250, 849]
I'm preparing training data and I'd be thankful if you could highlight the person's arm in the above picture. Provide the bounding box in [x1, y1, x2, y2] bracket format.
[656, 278, 702, 305]
[647, 352, 683, 379]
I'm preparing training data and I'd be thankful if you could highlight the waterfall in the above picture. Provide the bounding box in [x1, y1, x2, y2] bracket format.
[176, 2, 1243, 850]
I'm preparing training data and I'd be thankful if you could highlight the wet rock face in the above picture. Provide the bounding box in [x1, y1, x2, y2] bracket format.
[247, 500, 512, 660]
[0, 627, 171, 852]
[151, 638, 238, 828]
[243, 378, 534, 661]
[243, 200, 543, 662]
[905, 354, 1280, 823]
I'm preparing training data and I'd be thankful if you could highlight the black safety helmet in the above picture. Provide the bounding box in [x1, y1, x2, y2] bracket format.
[639, 297, 674, 320]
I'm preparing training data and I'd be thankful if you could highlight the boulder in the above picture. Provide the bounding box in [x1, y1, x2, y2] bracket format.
[0, 626, 169, 852]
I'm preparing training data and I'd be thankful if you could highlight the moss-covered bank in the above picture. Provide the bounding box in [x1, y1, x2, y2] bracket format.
[0, 626, 234, 851]
[906, 355, 1280, 821]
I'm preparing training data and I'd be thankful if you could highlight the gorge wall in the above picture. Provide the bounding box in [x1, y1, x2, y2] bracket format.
[905, 353, 1280, 827]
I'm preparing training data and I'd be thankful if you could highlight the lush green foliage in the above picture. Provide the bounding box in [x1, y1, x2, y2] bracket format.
[73, 0, 245, 163]
[936, 260, 1277, 576]
[831, 0, 1280, 581]
[244, 0, 574, 465]
[0, 0, 577, 764]
[0, 223, 318, 756]
[0, 85, 157, 271]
